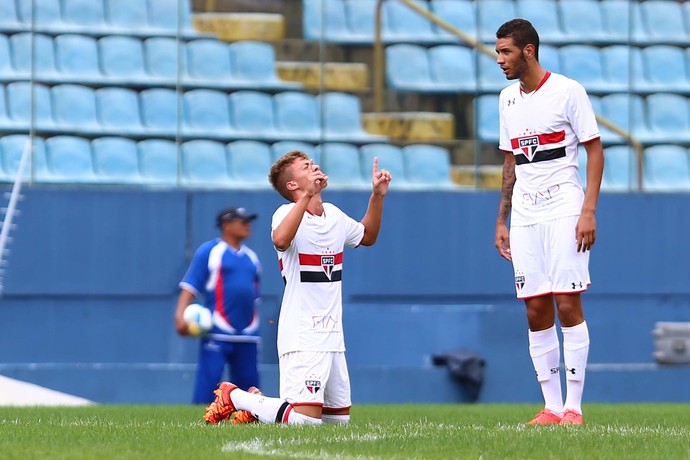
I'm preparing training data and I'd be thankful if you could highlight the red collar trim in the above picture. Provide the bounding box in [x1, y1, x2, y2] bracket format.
[520, 71, 551, 95]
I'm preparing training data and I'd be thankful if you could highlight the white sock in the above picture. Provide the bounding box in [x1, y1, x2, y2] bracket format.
[562, 321, 590, 414]
[529, 325, 563, 415]
[322, 413, 350, 424]
[230, 389, 287, 424]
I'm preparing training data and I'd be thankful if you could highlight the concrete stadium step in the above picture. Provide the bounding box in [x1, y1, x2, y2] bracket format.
[276, 61, 369, 91]
[452, 165, 503, 189]
[362, 112, 455, 141]
[193, 12, 285, 42]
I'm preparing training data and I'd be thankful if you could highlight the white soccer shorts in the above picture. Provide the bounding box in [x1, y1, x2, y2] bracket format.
[510, 214, 590, 299]
[279, 350, 351, 411]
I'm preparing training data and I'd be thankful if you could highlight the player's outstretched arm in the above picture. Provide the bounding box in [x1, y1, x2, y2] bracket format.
[495, 151, 515, 261]
[360, 157, 392, 246]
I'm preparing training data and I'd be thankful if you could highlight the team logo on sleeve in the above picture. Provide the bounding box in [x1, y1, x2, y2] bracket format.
[515, 271, 526, 292]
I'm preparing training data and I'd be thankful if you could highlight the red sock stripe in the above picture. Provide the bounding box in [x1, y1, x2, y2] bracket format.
[282, 404, 293, 423]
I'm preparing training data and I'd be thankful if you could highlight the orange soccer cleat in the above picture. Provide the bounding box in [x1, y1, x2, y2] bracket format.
[527, 409, 562, 425]
[229, 386, 264, 424]
[560, 409, 584, 425]
[203, 382, 238, 424]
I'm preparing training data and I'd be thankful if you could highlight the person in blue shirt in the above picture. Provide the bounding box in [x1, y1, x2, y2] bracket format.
[174, 206, 262, 404]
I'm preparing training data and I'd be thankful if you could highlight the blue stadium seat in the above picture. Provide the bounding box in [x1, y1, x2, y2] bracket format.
[360, 143, 408, 187]
[386, 44, 436, 92]
[54, 34, 101, 82]
[559, 0, 608, 44]
[384, 0, 438, 43]
[588, 95, 622, 144]
[600, 45, 645, 93]
[317, 143, 367, 188]
[10, 33, 58, 79]
[228, 90, 279, 141]
[16, 0, 63, 32]
[144, 37, 181, 83]
[600, 0, 644, 44]
[577, 145, 588, 187]
[181, 140, 231, 186]
[96, 87, 145, 135]
[641, 45, 690, 93]
[430, 0, 477, 41]
[92, 137, 142, 184]
[147, 0, 195, 36]
[345, 0, 378, 42]
[302, 0, 363, 44]
[538, 44, 560, 74]
[428, 45, 477, 93]
[639, 0, 688, 45]
[98, 36, 147, 83]
[271, 141, 318, 164]
[183, 89, 235, 138]
[0, 1, 22, 33]
[477, 0, 517, 42]
[185, 39, 232, 84]
[226, 140, 273, 187]
[229, 41, 301, 90]
[476, 94, 499, 143]
[643, 145, 690, 191]
[0, 135, 49, 182]
[516, 0, 566, 44]
[602, 145, 638, 191]
[478, 52, 509, 93]
[140, 88, 179, 136]
[0, 83, 12, 129]
[62, 0, 106, 33]
[402, 144, 454, 188]
[319, 92, 386, 142]
[6, 82, 55, 130]
[106, 0, 151, 33]
[138, 139, 179, 185]
[0, 35, 14, 80]
[273, 91, 321, 142]
[600, 94, 651, 143]
[44, 135, 97, 183]
[51, 84, 99, 134]
[644, 93, 690, 144]
[559, 45, 609, 94]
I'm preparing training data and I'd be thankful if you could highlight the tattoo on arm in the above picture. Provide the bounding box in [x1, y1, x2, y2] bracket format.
[498, 161, 516, 222]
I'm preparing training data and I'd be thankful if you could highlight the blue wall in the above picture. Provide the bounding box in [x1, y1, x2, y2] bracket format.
[0, 186, 688, 404]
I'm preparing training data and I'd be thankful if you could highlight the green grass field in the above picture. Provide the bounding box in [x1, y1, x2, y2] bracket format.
[0, 404, 688, 459]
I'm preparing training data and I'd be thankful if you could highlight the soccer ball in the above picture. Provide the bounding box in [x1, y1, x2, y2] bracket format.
[183, 303, 213, 337]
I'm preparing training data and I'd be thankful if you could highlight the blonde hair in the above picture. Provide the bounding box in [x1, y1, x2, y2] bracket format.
[268, 150, 310, 201]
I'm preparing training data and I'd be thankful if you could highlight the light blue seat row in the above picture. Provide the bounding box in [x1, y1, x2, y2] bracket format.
[0, 135, 455, 189]
[0, 0, 199, 37]
[0, 84, 378, 144]
[0, 33, 300, 91]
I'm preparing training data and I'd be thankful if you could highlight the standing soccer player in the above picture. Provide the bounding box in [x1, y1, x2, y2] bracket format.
[493, 19, 604, 425]
[203, 150, 392, 425]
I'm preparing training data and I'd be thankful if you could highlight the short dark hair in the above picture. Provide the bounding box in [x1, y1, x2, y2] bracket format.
[496, 18, 540, 61]
[268, 150, 310, 201]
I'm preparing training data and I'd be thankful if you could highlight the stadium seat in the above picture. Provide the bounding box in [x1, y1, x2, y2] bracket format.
[402, 144, 454, 188]
[600, 94, 651, 143]
[0, 1, 21, 33]
[600, 45, 645, 93]
[228, 90, 279, 141]
[10, 33, 58, 79]
[147, 0, 195, 35]
[386, 44, 436, 92]
[62, 0, 106, 33]
[317, 143, 367, 187]
[559, 45, 609, 94]
[16, 0, 63, 32]
[44, 135, 97, 183]
[271, 141, 319, 164]
[229, 41, 301, 90]
[106, 0, 151, 33]
[138, 139, 179, 185]
[588, 95, 622, 144]
[641, 46, 690, 93]
[0, 83, 12, 129]
[185, 39, 233, 84]
[0, 135, 49, 182]
[559, 0, 608, 44]
[6, 82, 55, 130]
[428, 45, 477, 93]
[92, 137, 142, 184]
[577, 145, 588, 187]
[0, 35, 14, 80]
[144, 37, 182, 83]
[515, 0, 566, 44]
[430, 0, 477, 41]
[639, 0, 688, 45]
[96, 87, 145, 135]
[226, 140, 273, 187]
[478, 51, 509, 93]
[600, 0, 644, 44]
[181, 140, 231, 186]
[140, 88, 179, 136]
[383, 0, 438, 43]
[602, 145, 638, 191]
[360, 143, 408, 186]
[54, 34, 101, 82]
[345, 0, 378, 42]
[302, 0, 361, 44]
[98, 36, 147, 83]
[319, 92, 386, 142]
[538, 44, 561, 75]
[477, 0, 517, 42]
[183, 89, 234, 138]
[51, 84, 100, 134]
[644, 93, 690, 144]
[643, 145, 690, 191]
[476, 94, 499, 143]
[273, 91, 321, 142]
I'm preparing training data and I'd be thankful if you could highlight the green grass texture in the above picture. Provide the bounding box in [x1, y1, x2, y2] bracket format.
[0, 404, 688, 459]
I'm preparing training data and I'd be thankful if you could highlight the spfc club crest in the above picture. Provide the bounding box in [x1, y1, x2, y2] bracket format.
[515, 271, 526, 291]
[305, 379, 322, 394]
[321, 255, 334, 279]
[518, 136, 539, 161]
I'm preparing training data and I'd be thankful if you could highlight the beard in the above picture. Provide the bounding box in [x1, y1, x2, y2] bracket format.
[506, 50, 529, 80]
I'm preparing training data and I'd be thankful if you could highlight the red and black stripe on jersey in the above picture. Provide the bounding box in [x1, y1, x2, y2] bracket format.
[298, 252, 343, 283]
[511, 131, 566, 165]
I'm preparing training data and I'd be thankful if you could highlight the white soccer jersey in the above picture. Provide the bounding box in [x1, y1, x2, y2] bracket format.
[271, 202, 365, 356]
[499, 72, 600, 226]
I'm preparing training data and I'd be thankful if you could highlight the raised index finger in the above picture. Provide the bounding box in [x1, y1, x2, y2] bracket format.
[372, 156, 379, 175]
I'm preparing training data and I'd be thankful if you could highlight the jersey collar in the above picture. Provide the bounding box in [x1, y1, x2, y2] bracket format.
[520, 71, 551, 96]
